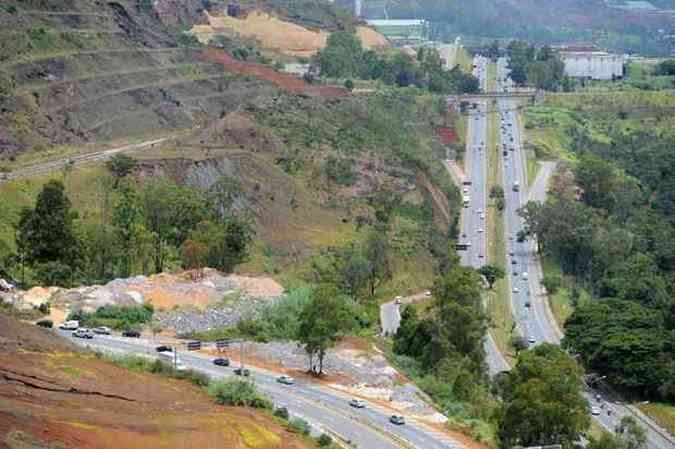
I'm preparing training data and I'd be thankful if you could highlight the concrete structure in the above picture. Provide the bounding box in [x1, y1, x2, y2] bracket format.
[559, 45, 624, 80]
[365, 19, 429, 44]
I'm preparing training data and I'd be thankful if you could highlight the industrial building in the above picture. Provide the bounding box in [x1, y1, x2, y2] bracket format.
[559, 45, 625, 80]
[365, 19, 430, 44]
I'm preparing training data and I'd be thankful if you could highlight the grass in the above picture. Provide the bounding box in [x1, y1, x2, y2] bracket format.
[541, 257, 573, 327]
[636, 402, 675, 437]
[485, 96, 515, 362]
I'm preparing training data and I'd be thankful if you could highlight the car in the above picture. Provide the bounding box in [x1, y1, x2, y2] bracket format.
[424, 290, 432, 297]
[512, 287, 520, 293]
[73, 328, 94, 339]
[524, 301, 531, 308]
[511, 259, 517, 265]
[478, 253, 484, 258]
[122, 329, 140, 338]
[155, 345, 173, 353]
[480, 214, 485, 220]
[522, 272, 529, 279]
[59, 320, 79, 331]
[478, 228, 484, 233]
[93, 326, 111, 335]
[389, 415, 406, 425]
[234, 367, 251, 376]
[277, 375, 295, 385]
[461, 233, 467, 238]
[462, 187, 469, 194]
[508, 251, 515, 257]
[528, 336, 536, 344]
[213, 357, 230, 367]
[591, 406, 601, 416]
[513, 271, 519, 277]
[394, 296, 402, 305]
[349, 398, 366, 408]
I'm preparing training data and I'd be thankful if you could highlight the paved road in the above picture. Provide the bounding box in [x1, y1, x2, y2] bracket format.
[0, 138, 167, 183]
[62, 330, 463, 449]
[494, 57, 674, 449]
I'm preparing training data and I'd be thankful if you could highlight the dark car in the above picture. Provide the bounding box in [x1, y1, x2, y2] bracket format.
[234, 367, 251, 376]
[155, 345, 172, 353]
[213, 358, 230, 367]
[122, 330, 141, 338]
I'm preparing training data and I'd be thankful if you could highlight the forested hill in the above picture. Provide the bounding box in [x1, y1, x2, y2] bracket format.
[364, 0, 675, 55]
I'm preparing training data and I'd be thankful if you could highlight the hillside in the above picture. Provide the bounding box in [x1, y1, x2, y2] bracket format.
[0, 0, 461, 297]
[0, 313, 318, 449]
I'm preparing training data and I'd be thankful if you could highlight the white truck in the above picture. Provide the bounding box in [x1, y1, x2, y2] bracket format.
[59, 320, 79, 330]
[158, 351, 187, 371]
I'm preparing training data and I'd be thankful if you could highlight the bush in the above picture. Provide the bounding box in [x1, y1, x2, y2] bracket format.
[207, 379, 272, 409]
[317, 433, 333, 447]
[288, 417, 311, 435]
[273, 406, 290, 420]
[36, 319, 53, 328]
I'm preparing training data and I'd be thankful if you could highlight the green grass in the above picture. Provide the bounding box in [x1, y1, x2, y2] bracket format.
[637, 402, 675, 437]
[486, 98, 515, 362]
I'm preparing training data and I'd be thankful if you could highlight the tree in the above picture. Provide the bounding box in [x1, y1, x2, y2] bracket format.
[541, 274, 562, 295]
[113, 181, 147, 277]
[574, 153, 619, 211]
[297, 284, 355, 376]
[185, 219, 254, 273]
[478, 264, 505, 289]
[497, 344, 590, 448]
[16, 180, 81, 285]
[105, 154, 137, 188]
[363, 230, 392, 298]
[344, 79, 354, 91]
[587, 416, 647, 449]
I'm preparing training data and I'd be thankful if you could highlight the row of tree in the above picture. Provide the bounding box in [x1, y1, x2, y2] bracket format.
[1, 156, 253, 287]
[314, 31, 479, 94]
[505, 41, 567, 90]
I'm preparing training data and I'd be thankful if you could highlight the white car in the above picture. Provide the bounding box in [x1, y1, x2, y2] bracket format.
[93, 326, 111, 335]
[349, 398, 366, 408]
[277, 375, 295, 385]
[478, 228, 484, 233]
[591, 406, 601, 416]
[394, 296, 402, 304]
[528, 336, 536, 344]
[522, 272, 529, 279]
[424, 290, 432, 297]
[512, 287, 520, 293]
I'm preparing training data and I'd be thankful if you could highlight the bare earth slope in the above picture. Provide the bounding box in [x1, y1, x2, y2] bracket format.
[0, 313, 315, 449]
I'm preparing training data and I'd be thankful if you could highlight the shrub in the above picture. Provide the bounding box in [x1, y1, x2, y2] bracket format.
[36, 319, 53, 328]
[273, 406, 290, 420]
[207, 379, 272, 409]
[317, 433, 333, 447]
[288, 417, 311, 435]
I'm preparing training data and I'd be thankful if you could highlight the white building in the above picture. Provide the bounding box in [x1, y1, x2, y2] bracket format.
[559, 46, 624, 80]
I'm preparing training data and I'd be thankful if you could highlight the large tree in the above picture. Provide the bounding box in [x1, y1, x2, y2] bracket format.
[16, 180, 81, 285]
[497, 344, 590, 448]
[297, 284, 355, 376]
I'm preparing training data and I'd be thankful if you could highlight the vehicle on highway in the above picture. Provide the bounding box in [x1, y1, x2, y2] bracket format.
[513, 287, 519, 293]
[122, 329, 140, 338]
[155, 345, 172, 353]
[93, 326, 111, 335]
[522, 272, 529, 279]
[234, 367, 251, 376]
[73, 328, 94, 339]
[59, 320, 79, 330]
[424, 290, 432, 297]
[389, 415, 406, 425]
[277, 375, 295, 385]
[478, 228, 484, 233]
[478, 253, 484, 258]
[591, 406, 601, 416]
[528, 336, 536, 344]
[213, 357, 230, 366]
[158, 351, 187, 371]
[513, 181, 520, 192]
[524, 301, 531, 308]
[349, 398, 366, 408]
[394, 296, 402, 304]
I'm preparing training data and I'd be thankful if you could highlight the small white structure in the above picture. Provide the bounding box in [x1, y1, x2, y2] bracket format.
[559, 45, 624, 80]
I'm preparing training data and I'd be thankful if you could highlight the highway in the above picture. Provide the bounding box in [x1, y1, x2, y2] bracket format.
[494, 57, 674, 449]
[61, 330, 463, 449]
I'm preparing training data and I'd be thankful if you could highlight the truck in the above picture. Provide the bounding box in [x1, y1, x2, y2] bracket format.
[158, 351, 187, 371]
[513, 181, 520, 192]
[59, 320, 79, 330]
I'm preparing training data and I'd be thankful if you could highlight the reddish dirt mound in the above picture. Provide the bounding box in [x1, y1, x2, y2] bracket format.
[435, 127, 458, 144]
[199, 48, 346, 98]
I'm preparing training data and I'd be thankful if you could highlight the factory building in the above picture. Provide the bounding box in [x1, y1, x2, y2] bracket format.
[365, 19, 430, 44]
[559, 45, 625, 80]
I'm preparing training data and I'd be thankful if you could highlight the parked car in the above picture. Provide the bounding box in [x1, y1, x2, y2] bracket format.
[122, 329, 140, 338]
[349, 398, 366, 408]
[234, 367, 251, 376]
[213, 358, 230, 367]
[277, 375, 295, 385]
[155, 345, 173, 353]
[93, 326, 111, 335]
[389, 415, 406, 425]
[73, 328, 94, 339]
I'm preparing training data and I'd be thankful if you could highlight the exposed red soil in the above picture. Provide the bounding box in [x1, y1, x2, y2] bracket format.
[199, 48, 347, 98]
[0, 314, 316, 449]
[435, 126, 458, 144]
